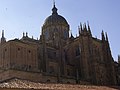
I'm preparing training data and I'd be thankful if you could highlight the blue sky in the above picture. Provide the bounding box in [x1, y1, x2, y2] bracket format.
[0, 0, 120, 61]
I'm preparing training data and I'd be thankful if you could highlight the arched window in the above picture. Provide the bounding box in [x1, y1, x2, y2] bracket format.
[44, 31, 49, 40]
[75, 47, 80, 56]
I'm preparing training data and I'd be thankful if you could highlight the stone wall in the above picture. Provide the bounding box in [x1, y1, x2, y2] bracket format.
[0, 69, 76, 84]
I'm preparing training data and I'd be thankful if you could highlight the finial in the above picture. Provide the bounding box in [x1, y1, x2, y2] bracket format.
[84, 23, 87, 31]
[23, 32, 25, 37]
[87, 21, 90, 29]
[80, 22, 82, 30]
[2, 30, 4, 37]
[105, 32, 108, 41]
[84, 23, 87, 28]
[87, 21, 92, 36]
[53, 0, 55, 6]
[101, 30, 105, 40]
[102, 30, 104, 33]
[71, 32, 73, 38]
[26, 32, 28, 37]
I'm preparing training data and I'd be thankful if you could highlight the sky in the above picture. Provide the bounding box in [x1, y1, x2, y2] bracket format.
[0, 0, 120, 61]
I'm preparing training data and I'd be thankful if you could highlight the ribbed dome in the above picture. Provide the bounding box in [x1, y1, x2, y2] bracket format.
[43, 4, 69, 26]
[43, 14, 68, 26]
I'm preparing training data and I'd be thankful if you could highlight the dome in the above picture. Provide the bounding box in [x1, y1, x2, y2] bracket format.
[43, 4, 69, 27]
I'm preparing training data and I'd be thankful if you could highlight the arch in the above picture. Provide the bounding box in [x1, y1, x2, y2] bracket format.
[46, 79, 51, 83]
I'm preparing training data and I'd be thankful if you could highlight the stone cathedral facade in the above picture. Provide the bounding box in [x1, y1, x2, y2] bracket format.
[0, 4, 117, 85]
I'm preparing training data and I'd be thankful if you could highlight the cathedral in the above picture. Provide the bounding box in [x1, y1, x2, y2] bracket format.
[0, 3, 117, 85]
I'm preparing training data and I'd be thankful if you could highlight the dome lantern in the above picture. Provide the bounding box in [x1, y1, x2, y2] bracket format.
[52, 1, 58, 15]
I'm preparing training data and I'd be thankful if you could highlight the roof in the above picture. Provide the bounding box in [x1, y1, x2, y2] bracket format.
[43, 4, 69, 27]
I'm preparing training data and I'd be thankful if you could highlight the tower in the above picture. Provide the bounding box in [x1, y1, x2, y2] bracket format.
[78, 23, 92, 81]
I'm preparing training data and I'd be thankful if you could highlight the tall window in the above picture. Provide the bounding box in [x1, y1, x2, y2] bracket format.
[76, 47, 80, 56]
[44, 31, 49, 40]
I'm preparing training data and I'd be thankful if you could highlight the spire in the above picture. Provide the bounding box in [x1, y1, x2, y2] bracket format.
[23, 32, 25, 37]
[1, 30, 6, 44]
[80, 22, 82, 31]
[26, 32, 28, 37]
[83, 23, 87, 31]
[52, 0, 58, 15]
[105, 32, 108, 41]
[2, 30, 4, 37]
[87, 21, 92, 36]
[101, 30, 105, 41]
